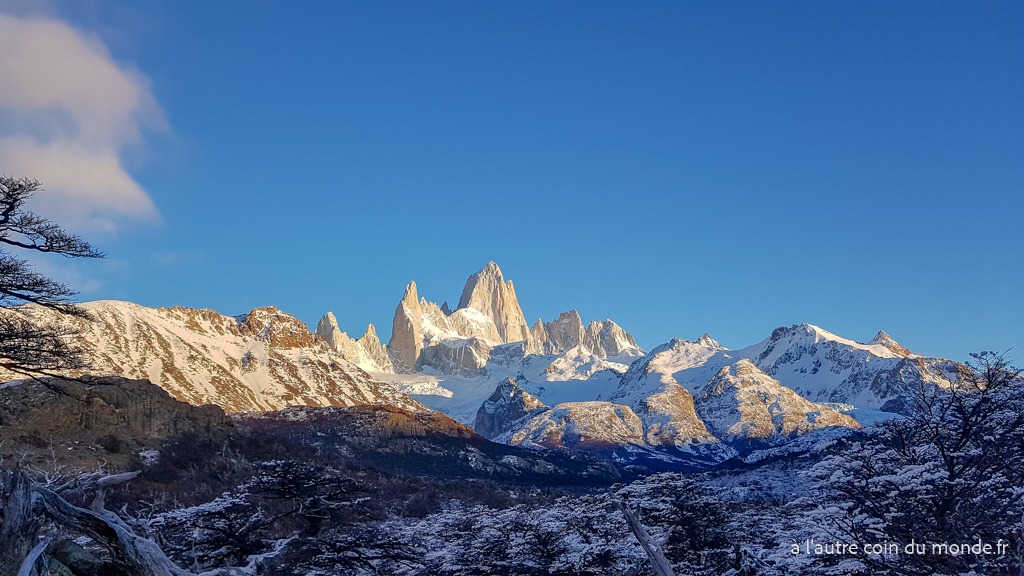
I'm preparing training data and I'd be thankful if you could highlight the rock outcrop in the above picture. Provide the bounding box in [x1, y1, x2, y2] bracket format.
[0, 376, 231, 469]
[387, 262, 539, 374]
[315, 312, 394, 373]
[586, 319, 643, 357]
[385, 262, 644, 376]
[696, 333, 725, 350]
[527, 310, 643, 357]
[419, 337, 493, 377]
[456, 261, 531, 344]
[474, 378, 548, 439]
[388, 282, 425, 373]
[538, 310, 588, 353]
[696, 360, 860, 446]
[0, 301, 423, 414]
[359, 324, 394, 372]
[868, 330, 912, 357]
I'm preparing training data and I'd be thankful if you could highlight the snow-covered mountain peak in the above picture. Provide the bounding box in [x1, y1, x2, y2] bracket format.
[696, 333, 725, 350]
[650, 337, 719, 359]
[649, 338, 688, 355]
[698, 359, 860, 443]
[720, 358, 760, 378]
[735, 322, 956, 411]
[240, 306, 317, 349]
[759, 323, 902, 360]
[474, 377, 548, 439]
[868, 330, 913, 357]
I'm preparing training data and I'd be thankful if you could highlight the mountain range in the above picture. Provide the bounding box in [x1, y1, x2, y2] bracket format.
[0, 261, 963, 466]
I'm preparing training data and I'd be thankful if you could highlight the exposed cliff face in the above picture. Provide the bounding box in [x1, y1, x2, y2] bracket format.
[315, 312, 394, 373]
[387, 282, 425, 373]
[419, 338, 493, 377]
[0, 376, 231, 469]
[586, 319, 643, 357]
[359, 324, 394, 373]
[0, 301, 423, 414]
[474, 378, 547, 440]
[526, 310, 643, 357]
[539, 310, 587, 353]
[696, 360, 860, 446]
[387, 263, 535, 375]
[528, 318, 549, 354]
[456, 261, 531, 344]
[383, 263, 643, 377]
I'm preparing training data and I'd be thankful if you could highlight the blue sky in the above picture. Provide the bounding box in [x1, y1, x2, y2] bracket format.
[1, 1, 1021, 364]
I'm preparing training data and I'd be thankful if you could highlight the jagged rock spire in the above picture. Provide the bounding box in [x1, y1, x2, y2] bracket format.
[456, 261, 530, 343]
[387, 281, 425, 372]
[316, 312, 394, 373]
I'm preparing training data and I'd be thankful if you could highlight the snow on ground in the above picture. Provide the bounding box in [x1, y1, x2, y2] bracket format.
[821, 403, 903, 427]
[376, 352, 635, 425]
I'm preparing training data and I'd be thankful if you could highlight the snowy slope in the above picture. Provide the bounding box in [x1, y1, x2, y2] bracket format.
[736, 323, 959, 410]
[381, 345, 635, 425]
[697, 359, 859, 444]
[0, 301, 423, 413]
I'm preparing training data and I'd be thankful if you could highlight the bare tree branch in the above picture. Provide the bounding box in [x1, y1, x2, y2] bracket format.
[0, 175, 104, 378]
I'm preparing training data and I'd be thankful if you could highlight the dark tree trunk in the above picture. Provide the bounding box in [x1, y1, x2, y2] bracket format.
[0, 470, 40, 575]
[617, 500, 676, 576]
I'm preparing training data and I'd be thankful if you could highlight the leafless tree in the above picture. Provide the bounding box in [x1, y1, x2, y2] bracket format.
[809, 351, 1024, 575]
[0, 175, 104, 378]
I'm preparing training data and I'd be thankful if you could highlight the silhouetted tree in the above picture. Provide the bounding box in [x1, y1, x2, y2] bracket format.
[0, 175, 103, 377]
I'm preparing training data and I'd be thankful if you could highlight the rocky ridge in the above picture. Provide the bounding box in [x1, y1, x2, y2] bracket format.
[383, 262, 643, 377]
[0, 301, 422, 414]
[315, 312, 395, 373]
[527, 309, 643, 357]
[736, 323, 959, 411]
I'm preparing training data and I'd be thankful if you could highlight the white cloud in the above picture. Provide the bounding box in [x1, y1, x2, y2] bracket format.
[0, 12, 165, 232]
[28, 257, 103, 295]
